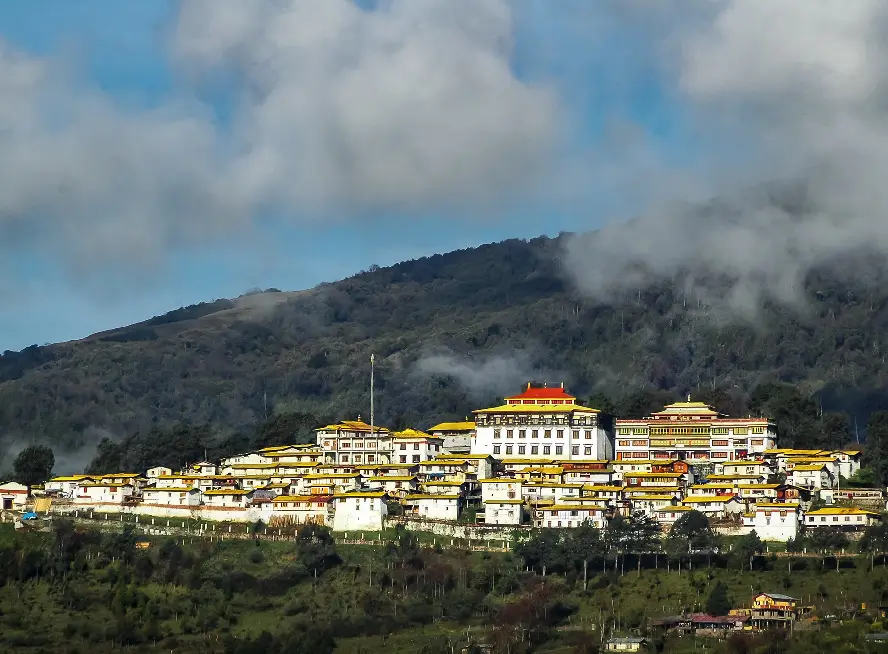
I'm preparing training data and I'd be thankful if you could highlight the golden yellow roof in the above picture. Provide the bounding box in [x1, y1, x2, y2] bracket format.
[101, 473, 140, 478]
[478, 478, 521, 484]
[391, 428, 437, 439]
[333, 491, 386, 498]
[582, 484, 627, 491]
[204, 489, 251, 496]
[628, 494, 676, 500]
[521, 482, 583, 489]
[317, 420, 391, 434]
[484, 499, 524, 505]
[405, 494, 461, 500]
[473, 403, 600, 414]
[433, 454, 489, 460]
[755, 502, 799, 509]
[422, 480, 465, 486]
[791, 464, 828, 472]
[228, 463, 279, 469]
[367, 476, 417, 482]
[539, 504, 606, 512]
[419, 459, 467, 466]
[144, 486, 195, 493]
[706, 474, 763, 481]
[80, 482, 133, 488]
[517, 466, 565, 475]
[683, 495, 739, 504]
[273, 494, 331, 502]
[49, 475, 95, 482]
[429, 421, 475, 432]
[655, 505, 694, 512]
[303, 473, 360, 479]
[737, 484, 781, 490]
[721, 461, 770, 467]
[806, 507, 879, 516]
[622, 471, 684, 478]
[613, 460, 678, 466]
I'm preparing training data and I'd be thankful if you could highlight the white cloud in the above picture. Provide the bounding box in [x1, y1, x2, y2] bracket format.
[563, 0, 888, 317]
[172, 0, 557, 215]
[0, 0, 558, 278]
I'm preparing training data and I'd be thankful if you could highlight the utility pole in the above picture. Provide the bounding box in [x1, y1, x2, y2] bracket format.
[370, 354, 375, 442]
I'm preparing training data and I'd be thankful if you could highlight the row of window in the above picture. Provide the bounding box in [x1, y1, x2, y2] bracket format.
[494, 429, 596, 440]
[479, 415, 596, 427]
[491, 444, 598, 456]
[339, 454, 377, 463]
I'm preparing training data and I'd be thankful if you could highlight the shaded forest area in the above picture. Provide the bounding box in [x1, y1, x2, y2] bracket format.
[3, 231, 888, 467]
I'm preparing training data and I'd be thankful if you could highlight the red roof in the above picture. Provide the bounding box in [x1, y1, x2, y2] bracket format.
[505, 385, 575, 401]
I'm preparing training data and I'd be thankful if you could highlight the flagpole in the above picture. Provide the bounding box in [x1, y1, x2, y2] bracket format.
[370, 354, 375, 443]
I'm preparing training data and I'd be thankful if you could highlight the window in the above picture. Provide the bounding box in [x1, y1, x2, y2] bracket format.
[585, 430, 592, 439]
[584, 447, 592, 456]
[618, 440, 631, 447]
[543, 446, 551, 455]
[494, 429, 501, 439]
[751, 427, 764, 434]
[555, 446, 564, 455]
[518, 445, 526, 455]
[557, 429, 564, 439]
[531, 446, 539, 455]
[413, 443, 420, 450]
[570, 510, 579, 517]
[506, 446, 513, 455]
[518, 430, 526, 439]
[368, 455, 375, 463]
[572, 430, 579, 439]
[400, 456, 407, 463]
[571, 446, 579, 456]
[544, 430, 552, 439]
[532, 430, 539, 438]
[712, 440, 729, 447]
[507, 429, 514, 439]
[412, 455, 420, 463]
[493, 445, 501, 455]
[400, 443, 406, 450]
[342, 455, 350, 462]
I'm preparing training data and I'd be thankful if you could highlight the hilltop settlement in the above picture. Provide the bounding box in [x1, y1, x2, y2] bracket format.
[1, 383, 878, 542]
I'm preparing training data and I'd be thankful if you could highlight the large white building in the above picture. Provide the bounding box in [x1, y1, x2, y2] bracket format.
[316, 419, 394, 465]
[742, 502, 800, 542]
[615, 398, 777, 463]
[472, 384, 614, 462]
[390, 428, 444, 464]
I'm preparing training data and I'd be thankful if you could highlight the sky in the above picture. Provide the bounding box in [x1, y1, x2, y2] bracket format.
[2, 1, 887, 349]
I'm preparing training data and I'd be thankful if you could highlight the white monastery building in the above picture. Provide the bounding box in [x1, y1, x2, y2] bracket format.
[472, 383, 614, 462]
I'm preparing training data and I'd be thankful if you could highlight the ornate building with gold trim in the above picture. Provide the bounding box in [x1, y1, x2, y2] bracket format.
[614, 399, 776, 463]
[471, 383, 614, 461]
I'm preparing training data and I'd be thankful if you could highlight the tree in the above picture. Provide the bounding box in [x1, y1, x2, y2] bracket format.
[817, 413, 852, 451]
[865, 412, 888, 486]
[294, 524, 340, 575]
[705, 581, 731, 616]
[669, 510, 715, 550]
[733, 531, 764, 571]
[13, 445, 54, 487]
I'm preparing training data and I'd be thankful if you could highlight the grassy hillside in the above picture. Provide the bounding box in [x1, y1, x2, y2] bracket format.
[4, 228, 888, 458]
[4, 520, 888, 654]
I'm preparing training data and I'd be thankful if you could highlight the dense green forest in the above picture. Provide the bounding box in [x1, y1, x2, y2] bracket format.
[5, 513, 888, 653]
[3, 230, 888, 466]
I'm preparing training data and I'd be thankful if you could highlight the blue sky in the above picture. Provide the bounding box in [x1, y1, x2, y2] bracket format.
[0, 1, 698, 351]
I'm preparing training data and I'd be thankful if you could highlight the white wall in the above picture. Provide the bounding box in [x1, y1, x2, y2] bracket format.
[415, 498, 459, 521]
[332, 496, 387, 531]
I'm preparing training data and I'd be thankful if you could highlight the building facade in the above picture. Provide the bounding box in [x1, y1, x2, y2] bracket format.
[428, 421, 475, 454]
[472, 384, 614, 462]
[615, 399, 776, 463]
[316, 420, 393, 465]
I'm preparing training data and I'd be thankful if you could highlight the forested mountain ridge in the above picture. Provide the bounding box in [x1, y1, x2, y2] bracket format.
[2, 227, 888, 463]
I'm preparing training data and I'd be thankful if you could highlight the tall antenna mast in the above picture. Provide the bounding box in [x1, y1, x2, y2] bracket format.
[370, 353, 375, 442]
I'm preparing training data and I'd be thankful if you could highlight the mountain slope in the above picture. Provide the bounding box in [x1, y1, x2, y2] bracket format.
[2, 232, 888, 457]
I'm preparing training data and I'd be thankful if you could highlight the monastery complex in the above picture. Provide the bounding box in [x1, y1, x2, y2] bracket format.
[6, 383, 880, 543]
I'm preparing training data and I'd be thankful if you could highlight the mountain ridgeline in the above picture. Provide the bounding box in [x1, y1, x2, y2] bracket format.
[2, 226, 888, 467]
